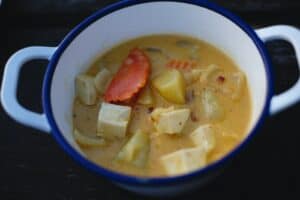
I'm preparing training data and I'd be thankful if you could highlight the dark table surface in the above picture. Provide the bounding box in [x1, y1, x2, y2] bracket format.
[1, 0, 300, 199]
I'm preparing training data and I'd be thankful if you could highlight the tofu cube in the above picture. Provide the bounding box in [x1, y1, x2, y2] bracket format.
[97, 102, 131, 140]
[190, 124, 216, 153]
[161, 147, 207, 176]
[94, 68, 112, 94]
[151, 107, 190, 134]
[75, 74, 97, 105]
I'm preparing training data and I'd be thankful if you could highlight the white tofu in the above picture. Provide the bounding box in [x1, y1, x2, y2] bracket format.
[161, 147, 207, 176]
[190, 124, 216, 153]
[97, 102, 131, 140]
[151, 107, 190, 135]
[94, 68, 112, 94]
[75, 74, 97, 105]
[116, 130, 150, 167]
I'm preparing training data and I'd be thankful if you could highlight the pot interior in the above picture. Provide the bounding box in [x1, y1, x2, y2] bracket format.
[49, 1, 268, 158]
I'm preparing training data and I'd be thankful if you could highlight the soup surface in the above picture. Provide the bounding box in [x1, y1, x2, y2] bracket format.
[72, 35, 251, 177]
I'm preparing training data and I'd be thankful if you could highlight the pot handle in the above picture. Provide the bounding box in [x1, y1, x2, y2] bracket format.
[256, 25, 300, 115]
[1, 46, 57, 133]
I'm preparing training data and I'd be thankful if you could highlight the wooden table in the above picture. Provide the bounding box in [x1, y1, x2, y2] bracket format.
[0, 0, 299, 199]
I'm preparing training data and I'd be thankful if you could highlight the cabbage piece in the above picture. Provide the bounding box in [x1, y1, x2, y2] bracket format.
[94, 68, 112, 94]
[189, 124, 216, 153]
[116, 130, 150, 167]
[201, 89, 224, 121]
[75, 74, 97, 105]
[74, 129, 106, 147]
[161, 147, 207, 176]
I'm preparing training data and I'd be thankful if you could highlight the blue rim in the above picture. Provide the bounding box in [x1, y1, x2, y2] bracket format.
[43, 0, 273, 185]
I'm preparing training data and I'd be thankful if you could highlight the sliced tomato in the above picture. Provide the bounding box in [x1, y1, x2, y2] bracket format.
[104, 48, 150, 103]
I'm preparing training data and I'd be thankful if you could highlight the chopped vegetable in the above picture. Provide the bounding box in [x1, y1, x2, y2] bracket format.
[97, 102, 132, 140]
[150, 107, 190, 135]
[190, 124, 216, 153]
[184, 69, 203, 85]
[229, 72, 246, 100]
[176, 40, 196, 48]
[152, 69, 186, 104]
[94, 68, 112, 94]
[75, 74, 97, 105]
[161, 147, 206, 176]
[166, 59, 197, 70]
[74, 129, 106, 147]
[144, 47, 163, 53]
[137, 86, 154, 105]
[116, 130, 150, 167]
[210, 71, 246, 101]
[202, 89, 224, 121]
[200, 64, 220, 83]
[104, 48, 150, 103]
[176, 40, 200, 60]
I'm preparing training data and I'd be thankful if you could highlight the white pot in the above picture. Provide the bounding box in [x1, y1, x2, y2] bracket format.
[2, 0, 300, 196]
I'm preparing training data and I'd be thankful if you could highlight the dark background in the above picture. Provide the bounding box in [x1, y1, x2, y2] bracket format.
[0, 0, 299, 199]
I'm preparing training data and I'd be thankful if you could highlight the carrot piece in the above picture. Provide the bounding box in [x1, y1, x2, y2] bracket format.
[104, 48, 150, 103]
[166, 59, 197, 70]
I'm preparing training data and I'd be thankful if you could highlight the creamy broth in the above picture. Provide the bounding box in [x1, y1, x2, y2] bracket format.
[73, 35, 251, 177]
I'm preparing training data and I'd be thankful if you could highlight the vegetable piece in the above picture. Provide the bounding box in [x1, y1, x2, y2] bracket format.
[189, 124, 216, 153]
[150, 107, 190, 135]
[225, 72, 246, 100]
[176, 40, 196, 48]
[152, 69, 186, 104]
[94, 68, 112, 94]
[202, 89, 224, 121]
[200, 64, 220, 83]
[104, 48, 150, 103]
[74, 129, 106, 147]
[210, 71, 246, 101]
[166, 59, 197, 70]
[137, 86, 154, 105]
[116, 130, 150, 167]
[144, 47, 163, 54]
[97, 102, 132, 140]
[161, 147, 207, 176]
[75, 74, 97, 105]
[184, 69, 203, 85]
[175, 40, 200, 60]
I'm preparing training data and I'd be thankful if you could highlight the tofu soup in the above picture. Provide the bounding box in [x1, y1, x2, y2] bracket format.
[72, 35, 251, 177]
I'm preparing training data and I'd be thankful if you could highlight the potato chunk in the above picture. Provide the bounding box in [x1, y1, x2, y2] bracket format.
[75, 74, 97, 105]
[150, 107, 190, 135]
[190, 124, 216, 153]
[74, 129, 106, 147]
[94, 68, 112, 94]
[116, 130, 150, 167]
[152, 69, 186, 104]
[161, 147, 207, 176]
[97, 102, 131, 140]
[137, 86, 154, 105]
[202, 89, 224, 121]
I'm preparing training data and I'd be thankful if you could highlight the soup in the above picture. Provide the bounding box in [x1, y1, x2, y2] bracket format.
[72, 35, 251, 177]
